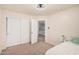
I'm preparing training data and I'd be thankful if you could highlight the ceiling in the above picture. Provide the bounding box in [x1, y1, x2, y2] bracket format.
[0, 4, 79, 16]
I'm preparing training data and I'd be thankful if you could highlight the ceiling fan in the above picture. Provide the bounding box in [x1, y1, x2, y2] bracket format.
[34, 4, 47, 11]
[37, 4, 45, 8]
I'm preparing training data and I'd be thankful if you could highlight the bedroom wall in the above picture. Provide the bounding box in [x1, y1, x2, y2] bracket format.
[46, 6, 79, 45]
[30, 16, 47, 20]
[0, 8, 4, 53]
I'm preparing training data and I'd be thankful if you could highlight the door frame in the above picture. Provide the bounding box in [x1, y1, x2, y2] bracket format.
[30, 19, 47, 44]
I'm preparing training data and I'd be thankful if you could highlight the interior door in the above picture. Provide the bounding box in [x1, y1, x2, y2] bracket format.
[31, 20, 38, 44]
[6, 17, 21, 47]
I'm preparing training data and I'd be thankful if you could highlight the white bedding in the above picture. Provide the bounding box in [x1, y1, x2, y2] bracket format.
[45, 41, 79, 55]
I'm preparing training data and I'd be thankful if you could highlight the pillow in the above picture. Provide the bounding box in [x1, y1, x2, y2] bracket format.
[70, 37, 79, 45]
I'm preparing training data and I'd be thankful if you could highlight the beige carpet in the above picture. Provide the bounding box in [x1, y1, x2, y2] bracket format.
[1, 42, 53, 55]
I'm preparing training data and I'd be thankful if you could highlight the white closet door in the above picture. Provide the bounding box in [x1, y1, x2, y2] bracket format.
[31, 20, 38, 44]
[21, 19, 30, 43]
[7, 17, 21, 47]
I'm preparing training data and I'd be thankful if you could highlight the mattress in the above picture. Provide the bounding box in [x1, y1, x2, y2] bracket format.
[45, 41, 79, 55]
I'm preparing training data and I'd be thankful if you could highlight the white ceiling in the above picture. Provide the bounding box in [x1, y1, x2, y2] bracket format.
[0, 4, 79, 16]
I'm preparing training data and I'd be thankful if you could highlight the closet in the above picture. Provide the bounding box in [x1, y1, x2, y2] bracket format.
[6, 16, 30, 47]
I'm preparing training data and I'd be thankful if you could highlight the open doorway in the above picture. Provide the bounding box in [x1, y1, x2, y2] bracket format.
[38, 21, 45, 42]
[31, 20, 46, 44]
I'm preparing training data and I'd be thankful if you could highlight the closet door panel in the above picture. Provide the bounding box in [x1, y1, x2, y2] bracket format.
[7, 17, 21, 47]
[21, 19, 30, 43]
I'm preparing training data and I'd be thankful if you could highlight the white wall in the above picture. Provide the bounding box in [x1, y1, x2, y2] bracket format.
[0, 8, 4, 53]
[46, 6, 79, 45]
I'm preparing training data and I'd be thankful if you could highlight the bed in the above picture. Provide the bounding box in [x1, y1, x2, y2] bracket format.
[45, 37, 79, 55]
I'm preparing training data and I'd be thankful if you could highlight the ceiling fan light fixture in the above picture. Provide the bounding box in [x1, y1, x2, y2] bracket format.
[34, 4, 47, 11]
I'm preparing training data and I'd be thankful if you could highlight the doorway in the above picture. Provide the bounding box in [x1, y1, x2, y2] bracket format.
[38, 21, 45, 42]
[31, 20, 46, 44]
